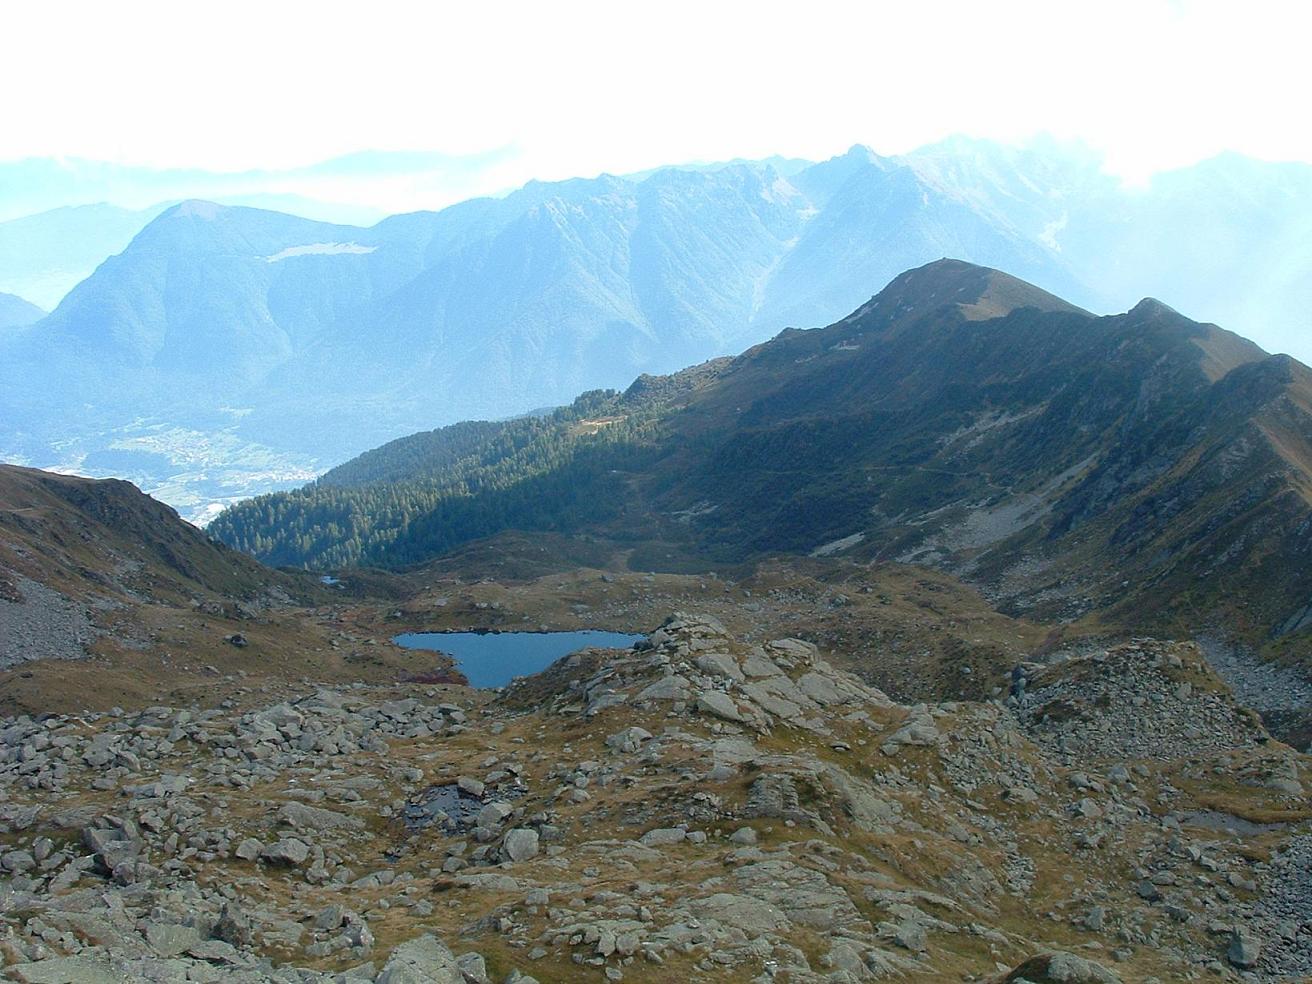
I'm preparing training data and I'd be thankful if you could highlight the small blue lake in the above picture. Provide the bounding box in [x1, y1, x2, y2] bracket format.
[392, 630, 644, 689]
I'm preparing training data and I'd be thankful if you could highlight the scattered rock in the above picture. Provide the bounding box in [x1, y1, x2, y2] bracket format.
[261, 837, 310, 865]
[503, 827, 540, 862]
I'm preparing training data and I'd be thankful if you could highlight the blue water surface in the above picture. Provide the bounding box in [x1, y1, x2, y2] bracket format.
[392, 630, 643, 688]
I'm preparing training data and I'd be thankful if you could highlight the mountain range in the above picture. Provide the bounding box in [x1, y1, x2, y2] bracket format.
[213, 259, 1312, 663]
[3, 139, 1311, 521]
[0, 152, 447, 225]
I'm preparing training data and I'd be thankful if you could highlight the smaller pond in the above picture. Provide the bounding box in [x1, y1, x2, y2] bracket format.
[392, 630, 644, 689]
[402, 784, 485, 833]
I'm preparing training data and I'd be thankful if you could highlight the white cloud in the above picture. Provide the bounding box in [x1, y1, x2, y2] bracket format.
[2, 0, 1308, 193]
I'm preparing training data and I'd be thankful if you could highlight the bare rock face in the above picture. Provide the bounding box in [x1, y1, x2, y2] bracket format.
[695, 689, 746, 722]
[998, 951, 1122, 982]
[1228, 927, 1262, 969]
[375, 935, 464, 983]
[281, 801, 364, 833]
[260, 837, 310, 866]
[743, 773, 806, 822]
[502, 827, 539, 862]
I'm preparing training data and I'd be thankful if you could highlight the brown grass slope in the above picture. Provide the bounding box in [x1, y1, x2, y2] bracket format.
[0, 465, 450, 715]
[0, 463, 305, 604]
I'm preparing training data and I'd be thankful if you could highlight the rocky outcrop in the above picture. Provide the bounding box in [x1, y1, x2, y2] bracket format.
[1016, 640, 1267, 761]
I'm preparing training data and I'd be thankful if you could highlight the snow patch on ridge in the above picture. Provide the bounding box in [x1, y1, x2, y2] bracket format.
[812, 532, 866, 557]
[265, 242, 377, 263]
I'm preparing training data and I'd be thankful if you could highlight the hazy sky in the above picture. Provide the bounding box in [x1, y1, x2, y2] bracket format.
[4, 0, 1308, 212]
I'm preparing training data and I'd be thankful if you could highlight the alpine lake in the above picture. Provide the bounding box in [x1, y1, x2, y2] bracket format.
[392, 629, 644, 688]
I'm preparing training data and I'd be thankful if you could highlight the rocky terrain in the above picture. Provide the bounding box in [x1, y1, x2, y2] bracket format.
[2, 614, 1309, 983]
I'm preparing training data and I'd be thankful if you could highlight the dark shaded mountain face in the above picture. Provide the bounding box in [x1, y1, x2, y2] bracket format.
[0, 291, 43, 329]
[213, 260, 1312, 654]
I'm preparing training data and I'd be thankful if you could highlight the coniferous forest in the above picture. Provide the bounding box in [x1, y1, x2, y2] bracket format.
[209, 389, 662, 568]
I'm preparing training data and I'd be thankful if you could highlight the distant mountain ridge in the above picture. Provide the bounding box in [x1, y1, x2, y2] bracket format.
[0, 198, 389, 315]
[3, 139, 1312, 519]
[212, 260, 1312, 662]
[0, 291, 43, 329]
[0, 203, 171, 310]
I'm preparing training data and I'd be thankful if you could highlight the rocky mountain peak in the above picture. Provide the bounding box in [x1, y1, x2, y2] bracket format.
[1127, 295, 1181, 320]
[844, 258, 1089, 334]
[171, 199, 226, 221]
